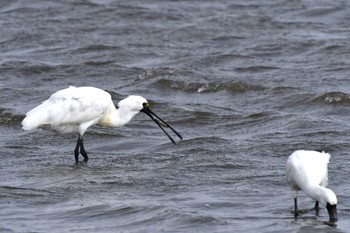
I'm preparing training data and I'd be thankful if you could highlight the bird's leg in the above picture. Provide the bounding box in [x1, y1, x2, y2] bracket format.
[74, 136, 80, 163]
[294, 198, 299, 218]
[314, 201, 320, 215]
[74, 135, 89, 163]
[79, 136, 89, 161]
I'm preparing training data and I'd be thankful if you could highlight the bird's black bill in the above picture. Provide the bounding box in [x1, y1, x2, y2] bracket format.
[326, 203, 338, 222]
[141, 106, 182, 144]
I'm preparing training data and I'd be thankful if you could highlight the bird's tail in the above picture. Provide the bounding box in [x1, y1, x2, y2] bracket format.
[22, 100, 51, 130]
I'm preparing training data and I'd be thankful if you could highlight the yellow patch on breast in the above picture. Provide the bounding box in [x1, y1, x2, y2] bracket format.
[98, 109, 112, 126]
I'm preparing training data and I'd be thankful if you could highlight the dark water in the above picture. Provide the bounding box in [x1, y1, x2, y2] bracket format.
[1, 0, 350, 232]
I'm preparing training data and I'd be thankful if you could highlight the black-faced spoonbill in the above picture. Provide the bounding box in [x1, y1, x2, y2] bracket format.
[286, 150, 337, 223]
[22, 86, 182, 163]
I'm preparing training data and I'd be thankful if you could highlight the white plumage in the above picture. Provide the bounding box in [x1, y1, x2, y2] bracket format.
[286, 150, 337, 222]
[23, 86, 113, 134]
[22, 86, 182, 163]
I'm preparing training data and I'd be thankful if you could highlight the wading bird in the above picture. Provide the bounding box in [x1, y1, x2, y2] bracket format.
[22, 86, 182, 163]
[286, 150, 337, 223]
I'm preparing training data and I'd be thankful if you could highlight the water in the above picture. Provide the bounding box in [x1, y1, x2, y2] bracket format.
[1, 0, 350, 232]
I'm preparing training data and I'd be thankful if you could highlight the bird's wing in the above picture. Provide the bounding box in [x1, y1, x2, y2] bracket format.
[22, 86, 112, 132]
[318, 151, 330, 187]
[286, 154, 301, 191]
[295, 150, 330, 187]
[48, 86, 112, 126]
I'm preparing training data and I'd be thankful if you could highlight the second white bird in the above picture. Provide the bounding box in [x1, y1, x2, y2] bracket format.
[286, 150, 337, 222]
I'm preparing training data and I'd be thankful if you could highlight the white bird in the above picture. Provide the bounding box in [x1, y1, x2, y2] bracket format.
[22, 86, 182, 163]
[286, 150, 337, 222]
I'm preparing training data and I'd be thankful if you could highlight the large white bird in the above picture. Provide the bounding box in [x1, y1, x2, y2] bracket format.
[22, 86, 182, 163]
[286, 150, 337, 222]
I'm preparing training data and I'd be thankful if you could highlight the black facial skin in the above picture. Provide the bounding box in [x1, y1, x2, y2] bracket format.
[326, 203, 337, 223]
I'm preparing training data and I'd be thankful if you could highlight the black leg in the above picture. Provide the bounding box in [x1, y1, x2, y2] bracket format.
[315, 201, 319, 215]
[79, 137, 89, 161]
[74, 135, 89, 163]
[74, 136, 80, 163]
[294, 198, 298, 218]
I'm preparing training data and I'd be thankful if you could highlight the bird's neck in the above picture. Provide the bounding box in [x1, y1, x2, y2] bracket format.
[98, 102, 138, 128]
[303, 185, 331, 206]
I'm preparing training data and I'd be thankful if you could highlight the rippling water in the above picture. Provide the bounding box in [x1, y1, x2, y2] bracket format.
[1, 0, 350, 232]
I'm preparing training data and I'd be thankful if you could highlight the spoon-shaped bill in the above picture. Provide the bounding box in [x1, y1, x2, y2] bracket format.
[141, 106, 182, 144]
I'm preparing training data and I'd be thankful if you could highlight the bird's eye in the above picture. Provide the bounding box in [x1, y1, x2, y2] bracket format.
[143, 102, 149, 107]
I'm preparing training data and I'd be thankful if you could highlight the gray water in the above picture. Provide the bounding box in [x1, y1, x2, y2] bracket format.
[1, 0, 350, 232]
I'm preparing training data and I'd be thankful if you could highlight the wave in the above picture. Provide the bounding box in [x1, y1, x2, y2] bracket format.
[298, 6, 343, 18]
[0, 108, 24, 125]
[73, 44, 121, 53]
[154, 78, 265, 94]
[0, 185, 53, 200]
[312, 91, 350, 105]
[56, 201, 220, 231]
[0, 60, 55, 74]
[234, 65, 280, 73]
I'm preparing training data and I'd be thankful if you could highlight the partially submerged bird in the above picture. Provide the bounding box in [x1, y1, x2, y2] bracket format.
[22, 86, 182, 163]
[286, 150, 338, 222]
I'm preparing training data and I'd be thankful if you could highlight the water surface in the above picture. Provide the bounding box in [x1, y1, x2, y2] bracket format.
[1, 0, 350, 232]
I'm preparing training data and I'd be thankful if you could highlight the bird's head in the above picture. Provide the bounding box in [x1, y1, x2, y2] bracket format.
[321, 188, 337, 206]
[321, 188, 338, 222]
[118, 95, 148, 112]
